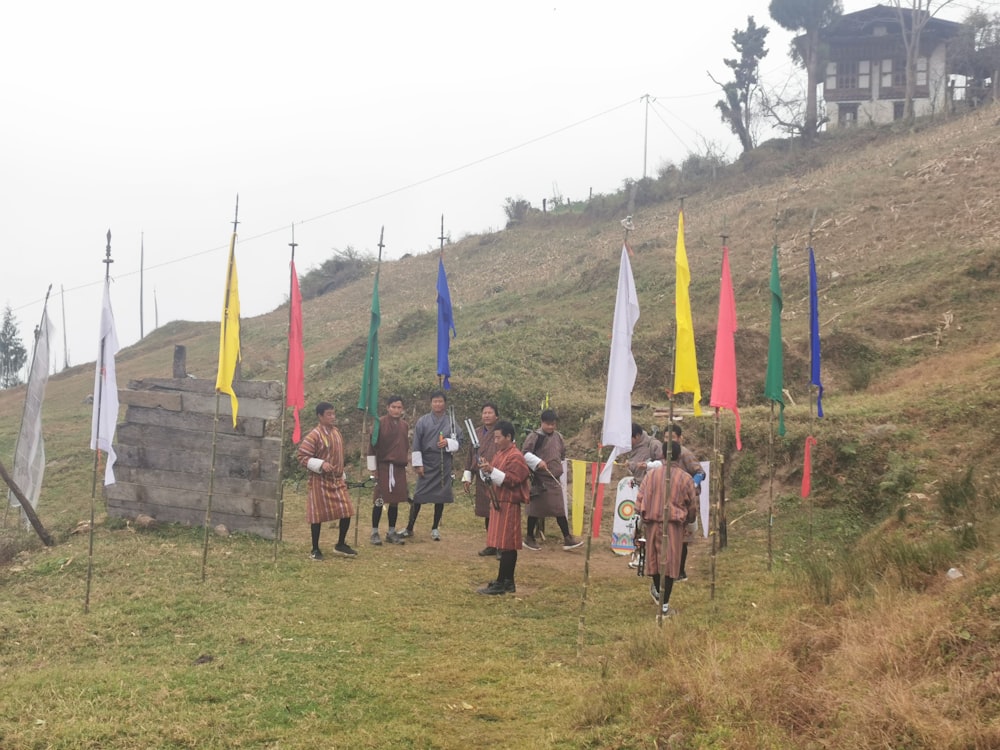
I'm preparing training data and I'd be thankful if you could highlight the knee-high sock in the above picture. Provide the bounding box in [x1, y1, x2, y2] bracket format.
[407, 503, 420, 530]
[499, 550, 517, 582]
[311, 523, 322, 550]
[662, 576, 675, 605]
[338, 517, 350, 545]
[432, 503, 444, 529]
[527, 516, 538, 537]
[555, 516, 571, 537]
[387, 504, 399, 528]
[371, 504, 383, 530]
[679, 543, 689, 576]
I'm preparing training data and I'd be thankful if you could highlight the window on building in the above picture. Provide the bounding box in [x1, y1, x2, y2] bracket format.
[837, 60, 859, 89]
[893, 101, 905, 119]
[826, 61, 837, 89]
[859, 60, 871, 90]
[839, 104, 859, 125]
[916, 56, 928, 86]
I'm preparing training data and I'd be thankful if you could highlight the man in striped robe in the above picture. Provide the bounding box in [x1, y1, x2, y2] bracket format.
[297, 402, 356, 560]
[477, 420, 530, 595]
[462, 402, 500, 557]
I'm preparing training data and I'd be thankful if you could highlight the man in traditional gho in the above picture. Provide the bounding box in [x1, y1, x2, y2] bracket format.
[623, 421, 664, 487]
[297, 402, 357, 560]
[623, 422, 665, 570]
[667, 422, 705, 581]
[462, 402, 500, 557]
[476, 420, 530, 595]
[521, 409, 583, 551]
[400, 390, 460, 541]
[366, 394, 409, 546]
[636, 441, 697, 615]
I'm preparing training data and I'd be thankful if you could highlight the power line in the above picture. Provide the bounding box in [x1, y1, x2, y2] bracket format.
[14, 96, 641, 314]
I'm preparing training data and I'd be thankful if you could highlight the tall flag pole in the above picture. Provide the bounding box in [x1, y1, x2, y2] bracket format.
[358, 228, 383, 445]
[673, 207, 702, 415]
[436, 215, 455, 389]
[203, 198, 240, 581]
[803, 227, 825, 544]
[764, 229, 785, 571]
[86, 230, 119, 612]
[355, 227, 384, 546]
[60, 284, 70, 370]
[4, 285, 55, 545]
[286, 226, 305, 444]
[216, 203, 242, 427]
[579, 221, 639, 659]
[709, 232, 740, 592]
[275, 224, 303, 554]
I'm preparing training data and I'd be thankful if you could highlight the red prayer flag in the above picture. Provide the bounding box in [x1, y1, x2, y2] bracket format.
[801, 435, 818, 498]
[286, 260, 305, 443]
[709, 246, 742, 450]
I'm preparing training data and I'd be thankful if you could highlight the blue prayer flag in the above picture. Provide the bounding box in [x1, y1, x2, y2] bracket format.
[436, 257, 456, 389]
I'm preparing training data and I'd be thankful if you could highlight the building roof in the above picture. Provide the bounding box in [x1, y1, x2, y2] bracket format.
[822, 4, 964, 43]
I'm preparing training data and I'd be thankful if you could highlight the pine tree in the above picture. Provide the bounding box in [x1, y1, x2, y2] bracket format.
[0, 304, 28, 388]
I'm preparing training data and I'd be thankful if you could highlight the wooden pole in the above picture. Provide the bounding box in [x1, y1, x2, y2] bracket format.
[86, 230, 114, 613]
[0, 459, 53, 546]
[576, 448, 605, 660]
[274, 226, 298, 561]
[203, 198, 240, 581]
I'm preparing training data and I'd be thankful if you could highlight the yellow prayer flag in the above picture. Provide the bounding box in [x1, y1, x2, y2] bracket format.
[673, 210, 702, 415]
[571, 459, 587, 536]
[216, 232, 241, 426]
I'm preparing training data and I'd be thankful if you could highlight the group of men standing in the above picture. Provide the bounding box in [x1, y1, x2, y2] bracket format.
[296, 392, 583, 594]
[297, 393, 703, 609]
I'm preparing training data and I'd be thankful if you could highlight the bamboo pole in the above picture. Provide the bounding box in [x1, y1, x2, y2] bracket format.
[0, 459, 53, 546]
[86, 230, 114, 613]
[203, 198, 240, 582]
[273, 226, 298, 561]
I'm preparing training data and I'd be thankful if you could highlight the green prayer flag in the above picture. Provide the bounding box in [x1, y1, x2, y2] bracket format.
[358, 264, 381, 444]
[764, 244, 785, 436]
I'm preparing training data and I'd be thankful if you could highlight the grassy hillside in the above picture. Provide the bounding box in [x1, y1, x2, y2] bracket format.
[2, 105, 1000, 748]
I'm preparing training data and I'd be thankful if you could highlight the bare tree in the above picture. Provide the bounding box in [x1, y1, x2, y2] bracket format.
[889, 1, 956, 121]
[769, 0, 843, 142]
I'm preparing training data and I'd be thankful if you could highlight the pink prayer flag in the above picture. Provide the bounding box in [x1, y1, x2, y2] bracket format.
[709, 246, 742, 450]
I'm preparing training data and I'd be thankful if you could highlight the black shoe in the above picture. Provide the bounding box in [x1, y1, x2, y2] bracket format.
[523, 536, 540, 551]
[478, 546, 498, 557]
[385, 531, 405, 545]
[309, 549, 324, 561]
[333, 543, 358, 558]
[477, 579, 514, 595]
[676, 573, 688, 582]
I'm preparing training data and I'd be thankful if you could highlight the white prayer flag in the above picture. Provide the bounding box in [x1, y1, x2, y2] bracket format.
[90, 280, 120, 485]
[9, 306, 54, 521]
[600, 245, 640, 482]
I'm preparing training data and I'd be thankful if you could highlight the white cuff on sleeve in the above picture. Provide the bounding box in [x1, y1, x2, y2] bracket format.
[307, 458, 324, 474]
[489, 467, 506, 485]
[462, 470, 472, 483]
[342, 473, 348, 482]
[412, 451, 423, 468]
[367, 455, 377, 472]
[646, 460, 664, 470]
[445, 438, 459, 453]
[524, 452, 541, 470]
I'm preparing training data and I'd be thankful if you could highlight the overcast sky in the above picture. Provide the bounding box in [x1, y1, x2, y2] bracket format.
[0, 0, 975, 372]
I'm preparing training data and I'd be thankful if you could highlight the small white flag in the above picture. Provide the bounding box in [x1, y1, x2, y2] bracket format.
[90, 280, 120, 485]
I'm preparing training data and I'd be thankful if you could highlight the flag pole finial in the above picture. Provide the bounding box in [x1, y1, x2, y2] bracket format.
[232, 195, 240, 235]
[378, 225, 386, 263]
[808, 207, 818, 249]
[289, 222, 297, 262]
[438, 215, 446, 258]
[103, 230, 113, 280]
